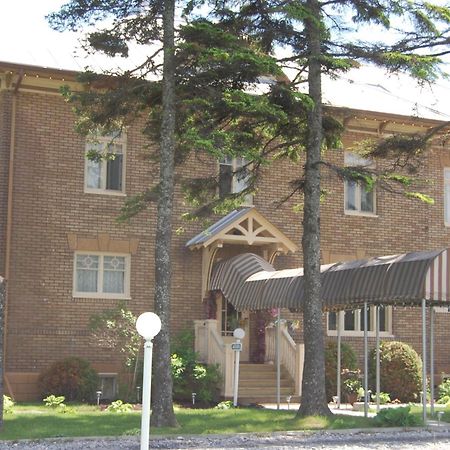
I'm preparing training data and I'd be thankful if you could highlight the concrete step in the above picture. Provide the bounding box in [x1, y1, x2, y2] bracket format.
[238, 386, 294, 397]
[239, 378, 293, 387]
[234, 363, 296, 405]
[238, 395, 301, 405]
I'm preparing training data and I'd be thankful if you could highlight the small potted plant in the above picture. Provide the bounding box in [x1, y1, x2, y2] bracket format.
[342, 369, 362, 405]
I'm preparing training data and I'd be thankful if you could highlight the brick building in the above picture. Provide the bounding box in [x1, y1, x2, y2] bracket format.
[1, 61, 450, 401]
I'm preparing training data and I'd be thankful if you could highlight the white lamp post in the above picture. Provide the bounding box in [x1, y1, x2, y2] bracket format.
[136, 312, 162, 450]
[232, 327, 245, 407]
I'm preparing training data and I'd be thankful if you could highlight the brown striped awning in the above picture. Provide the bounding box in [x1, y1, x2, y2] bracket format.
[211, 249, 450, 311]
[209, 253, 275, 304]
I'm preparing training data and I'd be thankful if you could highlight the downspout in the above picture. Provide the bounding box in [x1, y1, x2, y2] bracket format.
[4, 69, 23, 398]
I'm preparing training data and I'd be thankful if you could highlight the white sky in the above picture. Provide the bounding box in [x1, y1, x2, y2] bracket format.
[1, 0, 450, 120]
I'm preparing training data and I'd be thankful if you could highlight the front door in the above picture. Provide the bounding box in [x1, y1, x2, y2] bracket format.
[216, 294, 250, 361]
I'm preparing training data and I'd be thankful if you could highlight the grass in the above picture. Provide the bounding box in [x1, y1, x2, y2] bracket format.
[0, 403, 374, 441]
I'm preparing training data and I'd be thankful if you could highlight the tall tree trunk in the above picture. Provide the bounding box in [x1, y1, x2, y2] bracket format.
[151, 0, 178, 428]
[297, 0, 331, 417]
[0, 278, 5, 429]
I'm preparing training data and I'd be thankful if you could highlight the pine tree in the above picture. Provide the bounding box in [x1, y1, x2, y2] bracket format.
[210, 0, 450, 416]
[48, 0, 317, 426]
[49, 0, 450, 420]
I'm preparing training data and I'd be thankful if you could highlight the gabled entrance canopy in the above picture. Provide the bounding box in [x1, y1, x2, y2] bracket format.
[186, 207, 297, 298]
[212, 249, 450, 311]
[186, 207, 298, 254]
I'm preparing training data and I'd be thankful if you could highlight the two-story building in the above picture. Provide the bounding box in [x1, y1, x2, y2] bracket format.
[1, 60, 450, 401]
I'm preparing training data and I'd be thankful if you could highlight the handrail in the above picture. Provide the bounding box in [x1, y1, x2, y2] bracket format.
[208, 326, 226, 370]
[265, 322, 304, 396]
[280, 325, 296, 381]
[194, 319, 234, 397]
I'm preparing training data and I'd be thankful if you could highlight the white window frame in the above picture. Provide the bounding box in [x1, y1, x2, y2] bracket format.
[219, 156, 253, 205]
[344, 152, 376, 216]
[327, 306, 392, 337]
[444, 168, 450, 226]
[84, 131, 127, 196]
[72, 251, 131, 299]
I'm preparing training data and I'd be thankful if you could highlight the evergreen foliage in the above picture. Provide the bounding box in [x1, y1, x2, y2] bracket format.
[48, 0, 450, 419]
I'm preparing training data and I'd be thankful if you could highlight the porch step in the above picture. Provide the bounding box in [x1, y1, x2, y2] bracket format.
[236, 363, 296, 405]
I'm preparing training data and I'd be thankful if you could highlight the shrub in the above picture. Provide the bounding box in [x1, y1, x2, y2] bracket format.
[39, 357, 99, 402]
[325, 341, 358, 401]
[106, 399, 133, 413]
[371, 392, 391, 405]
[171, 330, 222, 406]
[3, 395, 14, 414]
[89, 302, 141, 401]
[438, 378, 450, 404]
[369, 341, 422, 403]
[374, 405, 421, 427]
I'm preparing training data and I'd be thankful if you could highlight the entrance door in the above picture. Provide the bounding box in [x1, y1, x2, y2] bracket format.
[216, 295, 250, 361]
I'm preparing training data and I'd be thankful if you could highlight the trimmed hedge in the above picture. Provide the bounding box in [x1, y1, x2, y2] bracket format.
[39, 357, 99, 402]
[369, 341, 422, 402]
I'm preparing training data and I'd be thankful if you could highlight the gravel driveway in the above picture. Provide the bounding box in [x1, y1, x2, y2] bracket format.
[2, 429, 450, 449]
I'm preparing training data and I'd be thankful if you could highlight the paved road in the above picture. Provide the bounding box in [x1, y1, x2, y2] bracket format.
[2, 430, 450, 449]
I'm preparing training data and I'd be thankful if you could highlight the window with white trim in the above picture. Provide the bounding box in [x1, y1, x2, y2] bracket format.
[73, 252, 130, 298]
[85, 131, 126, 194]
[344, 152, 375, 215]
[219, 156, 252, 204]
[327, 306, 392, 336]
[444, 168, 450, 225]
[220, 298, 242, 336]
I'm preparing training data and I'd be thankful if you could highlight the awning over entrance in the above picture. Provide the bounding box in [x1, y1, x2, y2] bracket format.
[211, 249, 450, 311]
[186, 206, 298, 253]
[210, 253, 274, 304]
[186, 207, 298, 299]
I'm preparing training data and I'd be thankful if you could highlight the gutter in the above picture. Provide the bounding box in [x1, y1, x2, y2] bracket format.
[3, 68, 24, 399]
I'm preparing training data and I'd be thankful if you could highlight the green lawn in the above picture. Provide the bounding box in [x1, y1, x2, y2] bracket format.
[0, 404, 374, 441]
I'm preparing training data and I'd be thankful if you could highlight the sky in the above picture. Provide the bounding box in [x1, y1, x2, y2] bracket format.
[1, 0, 450, 121]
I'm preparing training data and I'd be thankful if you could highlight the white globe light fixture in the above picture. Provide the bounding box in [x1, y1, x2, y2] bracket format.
[136, 312, 161, 341]
[233, 328, 245, 339]
[136, 312, 161, 450]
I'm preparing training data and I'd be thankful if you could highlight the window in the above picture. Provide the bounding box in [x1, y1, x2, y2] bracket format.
[85, 131, 126, 194]
[444, 168, 450, 225]
[73, 252, 130, 298]
[327, 306, 392, 336]
[98, 373, 118, 401]
[219, 156, 252, 203]
[344, 152, 375, 215]
[220, 298, 242, 336]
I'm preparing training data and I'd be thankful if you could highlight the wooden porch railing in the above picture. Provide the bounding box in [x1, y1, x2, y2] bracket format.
[265, 322, 304, 396]
[194, 320, 234, 397]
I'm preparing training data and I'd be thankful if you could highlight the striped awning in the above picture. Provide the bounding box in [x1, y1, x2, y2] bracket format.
[211, 249, 450, 311]
[209, 253, 275, 304]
